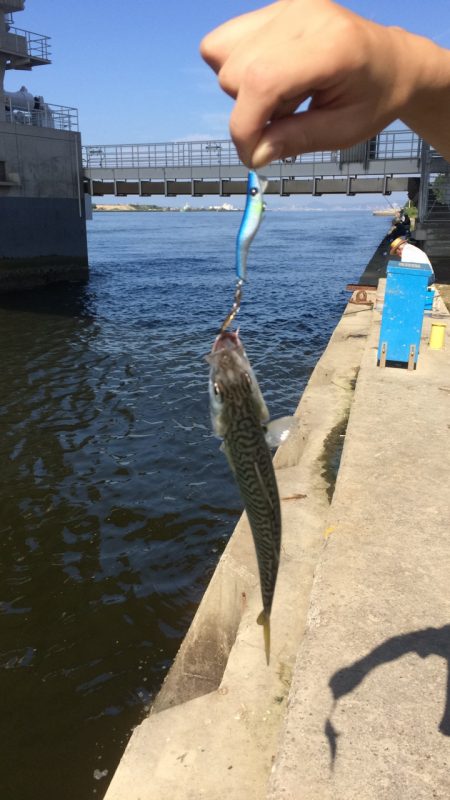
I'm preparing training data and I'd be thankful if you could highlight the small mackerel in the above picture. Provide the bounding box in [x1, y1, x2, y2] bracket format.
[207, 330, 284, 664]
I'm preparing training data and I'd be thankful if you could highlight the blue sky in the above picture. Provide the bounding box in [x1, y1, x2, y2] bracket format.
[10, 0, 450, 207]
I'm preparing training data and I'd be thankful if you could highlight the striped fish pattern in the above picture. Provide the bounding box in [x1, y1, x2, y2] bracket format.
[207, 330, 281, 664]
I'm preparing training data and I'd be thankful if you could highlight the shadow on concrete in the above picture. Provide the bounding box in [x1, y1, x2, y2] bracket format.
[325, 624, 450, 766]
[358, 236, 390, 286]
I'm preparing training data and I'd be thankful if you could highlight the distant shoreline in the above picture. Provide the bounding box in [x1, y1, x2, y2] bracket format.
[92, 203, 239, 213]
[372, 208, 398, 216]
[92, 204, 380, 214]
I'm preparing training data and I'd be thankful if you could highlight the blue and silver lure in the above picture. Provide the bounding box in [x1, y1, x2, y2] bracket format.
[220, 171, 267, 332]
[236, 171, 268, 282]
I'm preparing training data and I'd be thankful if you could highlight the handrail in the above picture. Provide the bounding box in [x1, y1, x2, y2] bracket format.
[4, 100, 78, 131]
[82, 129, 422, 170]
[5, 25, 51, 61]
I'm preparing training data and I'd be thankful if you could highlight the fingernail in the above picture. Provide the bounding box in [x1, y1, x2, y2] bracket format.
[252, 140, 281, 168]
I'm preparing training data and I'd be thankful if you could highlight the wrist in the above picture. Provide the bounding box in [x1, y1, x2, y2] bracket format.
[393, 28, 450, 125]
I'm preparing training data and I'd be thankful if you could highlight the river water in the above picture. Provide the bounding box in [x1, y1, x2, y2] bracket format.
[0, 209, 388, 799]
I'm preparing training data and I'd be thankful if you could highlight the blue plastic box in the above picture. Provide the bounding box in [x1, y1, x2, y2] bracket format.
[424, 288, 435, 310]
[377, 260, 430, 368]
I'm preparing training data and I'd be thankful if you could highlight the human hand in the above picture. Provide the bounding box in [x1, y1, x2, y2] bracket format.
[200, 0, 432, 167]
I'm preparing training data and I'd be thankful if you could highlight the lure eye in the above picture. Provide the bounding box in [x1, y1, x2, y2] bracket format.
[250, 187, 258, 197]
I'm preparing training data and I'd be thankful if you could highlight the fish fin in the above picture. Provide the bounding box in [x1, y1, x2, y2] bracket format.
[257, 610, 271, 665]
[263, 416, 298, 448]
[254, 461, 273, 510]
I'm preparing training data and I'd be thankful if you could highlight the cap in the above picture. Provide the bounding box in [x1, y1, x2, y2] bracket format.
[390, 236, 407, 253]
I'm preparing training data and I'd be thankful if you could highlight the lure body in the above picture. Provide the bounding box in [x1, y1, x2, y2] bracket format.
[235, 171, 267, 282]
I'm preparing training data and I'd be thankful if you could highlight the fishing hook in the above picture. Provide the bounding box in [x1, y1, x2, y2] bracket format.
[220, 278, 243, 333]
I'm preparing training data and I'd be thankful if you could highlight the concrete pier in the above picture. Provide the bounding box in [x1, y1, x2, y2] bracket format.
[0, 2, 88, 292]
[269, 286, 450, 800]
[104, 278, 450, 799]
[0, 122, 88, 291]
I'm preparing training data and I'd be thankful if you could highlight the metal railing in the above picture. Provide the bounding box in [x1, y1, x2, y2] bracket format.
[5, 100, 78, 131]
[83, 129, 422, 170]
[374, 128, 421, 160]
[3, 25, 51, 62]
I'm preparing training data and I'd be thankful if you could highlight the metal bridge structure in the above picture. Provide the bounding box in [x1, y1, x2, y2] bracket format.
[82, 128, 447, 205]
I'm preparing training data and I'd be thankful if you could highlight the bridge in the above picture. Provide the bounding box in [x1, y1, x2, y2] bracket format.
[82, 128, 446, 199]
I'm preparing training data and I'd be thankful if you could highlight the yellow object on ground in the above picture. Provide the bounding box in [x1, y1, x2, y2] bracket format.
[429, 323, 446, 350]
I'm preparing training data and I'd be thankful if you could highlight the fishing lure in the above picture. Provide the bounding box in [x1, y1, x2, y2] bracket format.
[220, 171, 267, 333]
[236, 171, 268, 283]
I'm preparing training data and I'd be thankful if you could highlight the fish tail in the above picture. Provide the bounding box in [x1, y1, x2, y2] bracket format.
[257, 610, 271, 665]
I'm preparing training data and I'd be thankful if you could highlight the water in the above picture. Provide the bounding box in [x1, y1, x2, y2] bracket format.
[0, 210, 388, 799]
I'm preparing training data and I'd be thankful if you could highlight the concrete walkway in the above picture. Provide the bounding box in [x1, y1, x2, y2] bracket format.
[104, 286, 450, 799]
[269, 286, 450, 799]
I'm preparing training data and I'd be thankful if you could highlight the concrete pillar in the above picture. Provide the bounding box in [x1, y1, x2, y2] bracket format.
[0, 11, 6, 122]
[418, 140, 431, 223]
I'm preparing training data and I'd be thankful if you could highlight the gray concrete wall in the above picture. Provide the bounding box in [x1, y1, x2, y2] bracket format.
[0, 198, 87, 258]
[0, 122, 83, 199]
[0, 122, 88, 290]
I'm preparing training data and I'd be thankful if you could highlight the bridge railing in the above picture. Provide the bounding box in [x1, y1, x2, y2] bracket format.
[374, 129, 421, 160]
[82, 128, 421, 169]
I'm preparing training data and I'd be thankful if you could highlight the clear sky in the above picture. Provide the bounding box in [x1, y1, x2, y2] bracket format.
[10, 0, 450, 207]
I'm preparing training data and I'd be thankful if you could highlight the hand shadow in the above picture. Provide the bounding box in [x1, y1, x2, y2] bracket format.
[325, 624, 450, 767]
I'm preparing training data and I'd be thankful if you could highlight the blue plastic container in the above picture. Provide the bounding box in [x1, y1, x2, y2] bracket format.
[377, 260, 430, 367]
[424, 289, 435, 310]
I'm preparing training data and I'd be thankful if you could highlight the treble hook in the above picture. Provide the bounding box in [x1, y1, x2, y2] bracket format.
[220, 278, 243, 333]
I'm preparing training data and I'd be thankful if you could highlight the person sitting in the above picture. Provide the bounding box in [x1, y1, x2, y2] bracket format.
[402, 213, 411, 235]
[388, 214, 409, 242]
[390, 236, 435, 285]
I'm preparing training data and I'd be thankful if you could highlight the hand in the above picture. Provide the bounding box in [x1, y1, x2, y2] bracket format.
[200, 0, 450, 167]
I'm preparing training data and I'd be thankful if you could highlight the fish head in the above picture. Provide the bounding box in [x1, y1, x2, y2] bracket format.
[206, 330, 269, 436]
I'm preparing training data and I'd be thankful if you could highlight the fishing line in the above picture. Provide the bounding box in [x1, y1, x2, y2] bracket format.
[220, 278, 243, 333]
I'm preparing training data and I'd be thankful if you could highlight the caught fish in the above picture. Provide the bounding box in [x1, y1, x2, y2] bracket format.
[236, 171, 268, 282]
[207, 330, 294, 664]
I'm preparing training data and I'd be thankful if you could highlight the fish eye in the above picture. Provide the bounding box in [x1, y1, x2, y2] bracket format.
[250, 187, 258, 197]
[213, 381, 224, 399]
[243, 372, 252, 387]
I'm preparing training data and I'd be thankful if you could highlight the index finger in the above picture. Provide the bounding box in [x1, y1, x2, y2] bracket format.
[230, 49, 317, 165]
[200, 2, 286, 73]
